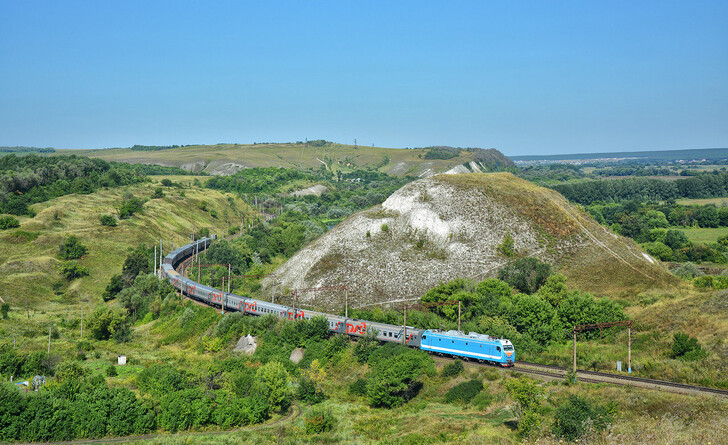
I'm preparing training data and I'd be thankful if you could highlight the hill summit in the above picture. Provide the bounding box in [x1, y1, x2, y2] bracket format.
[263, 173, 677, 308]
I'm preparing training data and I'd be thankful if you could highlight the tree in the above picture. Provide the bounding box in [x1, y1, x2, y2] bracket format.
[498, 258, 551, 294]
[536, 274, 569, 307]
[87, 305, 130, 341]
[58, 235, 88, 260]
[508, 294, 556, 345]
[255, 361, 292, 411]
[664, 229, 690, 250]
[59, 261, 89, 280]
[0, 303, 9, 319]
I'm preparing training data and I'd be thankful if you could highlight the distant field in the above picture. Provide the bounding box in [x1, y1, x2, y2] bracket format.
[511, 147, 728, 162]
[677, 197, 728, 206]
[679, 227, 728, 244]
[54, 143, 510, 177]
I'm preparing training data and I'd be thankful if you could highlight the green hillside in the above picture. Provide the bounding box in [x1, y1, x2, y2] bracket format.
[0, 176, 251, 311]
[56, 143, 515, 177]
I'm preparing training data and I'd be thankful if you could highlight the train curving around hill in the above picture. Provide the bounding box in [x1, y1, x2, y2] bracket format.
[161, 236, 515, 367]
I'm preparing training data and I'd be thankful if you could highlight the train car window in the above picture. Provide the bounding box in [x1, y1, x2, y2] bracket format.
[497, 346, 501, 351]
[465, 343, 468, 345]
[452, 340, 454, 343]
[422, 335, 426, 339]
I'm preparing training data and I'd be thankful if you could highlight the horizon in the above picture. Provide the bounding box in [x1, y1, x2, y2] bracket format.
[2, 1, 727, 155]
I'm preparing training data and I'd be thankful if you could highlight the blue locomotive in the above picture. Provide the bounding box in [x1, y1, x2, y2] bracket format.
[420, 330, 515, 366]
[161, 236, 516, 365]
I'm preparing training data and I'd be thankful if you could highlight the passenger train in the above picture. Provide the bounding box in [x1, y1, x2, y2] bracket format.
[161, 236, 515, 367]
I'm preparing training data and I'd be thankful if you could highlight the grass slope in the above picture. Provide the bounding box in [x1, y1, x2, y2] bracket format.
[0, 177, 251, 312]
[56, 143, 513, 177]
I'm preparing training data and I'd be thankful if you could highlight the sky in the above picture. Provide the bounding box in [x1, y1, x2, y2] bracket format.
[1, 1, 726, 156]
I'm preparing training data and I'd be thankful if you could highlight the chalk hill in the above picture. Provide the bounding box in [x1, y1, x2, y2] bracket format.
[263, 173, 677, 308]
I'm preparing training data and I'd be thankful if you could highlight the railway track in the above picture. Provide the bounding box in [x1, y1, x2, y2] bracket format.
[169, 224, 728, 400]
[513, 361, 728, 397]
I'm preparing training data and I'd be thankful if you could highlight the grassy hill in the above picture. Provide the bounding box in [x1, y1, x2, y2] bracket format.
[0, 176, 251, 312]
[56, 143, 515, 177]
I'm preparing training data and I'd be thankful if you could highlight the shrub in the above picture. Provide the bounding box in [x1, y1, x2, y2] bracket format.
[151, 188, 165, 199]
[59, 261, 89, 280]
[552, 395, 614, 441]
[671, 262, 704, 279]
[99, 214, 117, 226]
[119, 195, 145, 219]
[304, 406, 335, 434]
[670, 332, 707, 360]
[106, 365, 118, 377]
[441, 359, 463, 377]
[444, 379, 483, 404]
[178, 308, 195, 326]
[498, 232, 515, 257]
[161, 178, 173, 186]
[381, 223, 389, 232]
[0, 215, 20, 229]
[58, 235, 88, 260]
[1, 303, 9, 319]
[349, 378, 368, 396]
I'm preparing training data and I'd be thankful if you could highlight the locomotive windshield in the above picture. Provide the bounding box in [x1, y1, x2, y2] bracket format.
[503, 345, 514, 351]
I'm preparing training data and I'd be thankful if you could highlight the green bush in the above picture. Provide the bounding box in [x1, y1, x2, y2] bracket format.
[552, 395, 614, 441]
[119, 195, 145, 219]
[297, 377, 326, 404]
[99, 214, 117, 226]
[304, 406, 335, 434]
[348, 378, 368, 396]
[498, 232, 515, 257]
[151, 187, 165, 199]
[441, 359, 463, 377]
[670, 332, 707, 360]
[58, 235, 88, 260]
[1, 303, 9, 319]
[59, 261, 89, 280]
[0, 215, 20, 229]
[106, 365, 118, 377]
[444, 379, 483, 404]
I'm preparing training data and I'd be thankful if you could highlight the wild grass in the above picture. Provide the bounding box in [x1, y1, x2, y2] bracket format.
[680, 227, 728, 244]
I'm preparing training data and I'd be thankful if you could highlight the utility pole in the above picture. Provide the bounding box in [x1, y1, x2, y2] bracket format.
[48, 324, 51, 354]
[154, 245, 157, 277]
[628, 326, 632, 373]
[228, 264, 231, 293]
[403, 304, 407, 346]
[458, 301, 461, 332]
[573, 329, 577, 373]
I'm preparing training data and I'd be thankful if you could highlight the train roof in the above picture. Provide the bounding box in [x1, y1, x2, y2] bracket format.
[424, 329, 505, 342]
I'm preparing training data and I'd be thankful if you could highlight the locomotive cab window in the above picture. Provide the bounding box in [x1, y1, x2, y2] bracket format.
[496, 346, 501, 352]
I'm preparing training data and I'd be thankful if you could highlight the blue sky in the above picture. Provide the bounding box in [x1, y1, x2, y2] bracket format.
[1, 1, 726, 156]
